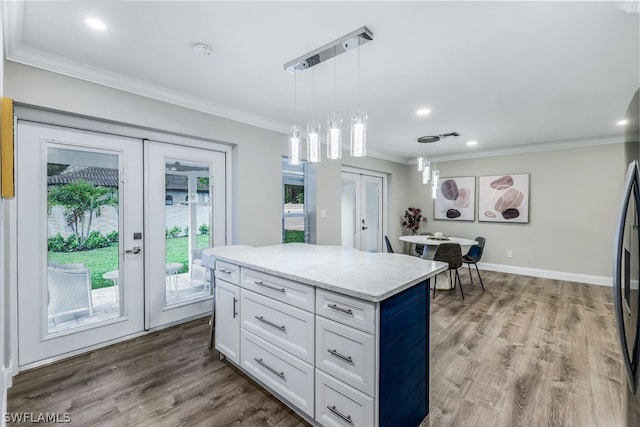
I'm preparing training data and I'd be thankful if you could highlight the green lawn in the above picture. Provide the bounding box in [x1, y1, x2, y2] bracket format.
[284, 230, 305, 243]
[48, 234, 210, 289]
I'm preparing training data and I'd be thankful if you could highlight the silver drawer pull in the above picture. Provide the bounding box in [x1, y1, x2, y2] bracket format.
[254, 316, 286, 331]
[327, 405, 353, 424]
[219, 268, 233, 274]
[328, 304, 353, 315]
[255, 281, 286, 293]
[254, 358, 285, 379]
[327, 348, 353, 363]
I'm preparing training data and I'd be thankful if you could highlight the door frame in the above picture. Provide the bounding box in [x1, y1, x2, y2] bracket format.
[341, 166, 388, 252]
[9, 106, 233, 373]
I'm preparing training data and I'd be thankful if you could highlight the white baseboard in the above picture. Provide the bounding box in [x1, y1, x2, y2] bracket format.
[3, 360, 13, 389]
[477, 262, 612, 287]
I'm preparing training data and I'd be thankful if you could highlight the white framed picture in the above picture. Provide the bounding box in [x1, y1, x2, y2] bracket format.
[433, 176, 476, 221]
[478, 173, 530, 223]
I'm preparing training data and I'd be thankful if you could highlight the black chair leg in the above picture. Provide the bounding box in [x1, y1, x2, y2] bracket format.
[474, 263, 485, 291]
[455, 269, 464, 300]
[433, 275, 437, 300]
[467, 264, 473, 284]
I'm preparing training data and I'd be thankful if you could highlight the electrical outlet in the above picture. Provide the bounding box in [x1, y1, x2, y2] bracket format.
[320, 209, 327, 219]
[507, 250, 513, 258]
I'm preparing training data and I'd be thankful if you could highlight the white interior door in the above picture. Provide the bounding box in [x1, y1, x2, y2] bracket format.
[145, 141, 226, 329]
[16, 122, 144, 367]
[341, 171, 383, 252]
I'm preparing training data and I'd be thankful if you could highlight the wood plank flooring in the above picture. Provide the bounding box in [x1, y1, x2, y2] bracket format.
[7, 271, 623, 426]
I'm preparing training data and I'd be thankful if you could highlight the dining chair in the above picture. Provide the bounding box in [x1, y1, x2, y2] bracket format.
[432, 243, 464, 301]
[463, 236, 486, 291]
[384, 235, 394, 253]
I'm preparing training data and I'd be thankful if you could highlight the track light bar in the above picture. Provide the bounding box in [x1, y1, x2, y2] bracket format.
[284, 26, 373, 74]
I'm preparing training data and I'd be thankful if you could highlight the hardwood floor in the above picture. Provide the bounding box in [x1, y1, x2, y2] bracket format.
[7, 271, 623, 426]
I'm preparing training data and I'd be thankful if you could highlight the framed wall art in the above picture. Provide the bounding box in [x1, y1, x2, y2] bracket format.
[478, 173, 529, 223]
[433, 176, 476, 221]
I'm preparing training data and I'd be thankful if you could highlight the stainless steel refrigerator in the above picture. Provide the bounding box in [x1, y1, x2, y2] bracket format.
[614, 88, 640, 427]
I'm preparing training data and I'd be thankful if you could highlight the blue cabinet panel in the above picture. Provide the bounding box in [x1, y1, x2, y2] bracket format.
[379, 279, 430, 427]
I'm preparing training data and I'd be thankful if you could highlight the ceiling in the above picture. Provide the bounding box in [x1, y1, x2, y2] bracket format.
[3, 1, 639, 163]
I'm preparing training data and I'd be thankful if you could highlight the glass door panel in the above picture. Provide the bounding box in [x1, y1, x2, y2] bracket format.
[164, 159, 212, 306]
[46, 147, 122, 334]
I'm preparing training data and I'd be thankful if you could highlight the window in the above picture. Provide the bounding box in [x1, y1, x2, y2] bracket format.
[282, 158, 308, 243]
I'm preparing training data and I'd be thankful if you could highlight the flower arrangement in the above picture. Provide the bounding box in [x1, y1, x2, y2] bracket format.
[401, 207, 427, 234]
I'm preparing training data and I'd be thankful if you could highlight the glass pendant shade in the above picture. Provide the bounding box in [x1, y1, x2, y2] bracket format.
[431, 169, 440, 199]
[422, 161, 431, 184]
[288, 125, 302, 165]
[327, 114, 342, 159]
[417, 153, 424, 172]
[350, 109, 367, 157]
[307, 120, 321, 163]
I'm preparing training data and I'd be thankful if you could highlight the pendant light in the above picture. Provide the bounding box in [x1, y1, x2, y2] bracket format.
[417, 153, 424, 172]
[431, 168, 440, 199]
[327, 48, 342, 159]
[350, 40, 367, 157]
[288, 74, 301, 165]
[422, 160, 431, 184]
[307, 68, 321, 163]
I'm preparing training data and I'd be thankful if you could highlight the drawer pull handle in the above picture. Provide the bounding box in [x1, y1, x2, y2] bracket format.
[255, 316, 286, 331]
[328, 304, 353, 316]
[328, 348, 353, 363]
[254, 358, 286, 379]
[255, 281, 286, 293]
[219, 268, 233, 274]
[327, 405, 353, 424]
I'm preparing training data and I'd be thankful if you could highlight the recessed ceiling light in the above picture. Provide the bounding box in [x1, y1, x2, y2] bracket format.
[466, 140, 478, 146]
[618, 119, 628, 126]
[416, 108, 431, 116]
[86, 17, 107, 31]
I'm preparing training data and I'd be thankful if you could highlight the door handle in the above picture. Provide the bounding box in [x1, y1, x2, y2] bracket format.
[362, 226, 368, 230]
[125, 246, 141, 254]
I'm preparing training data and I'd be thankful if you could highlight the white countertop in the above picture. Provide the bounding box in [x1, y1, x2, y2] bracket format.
[203, 243, 448, 302]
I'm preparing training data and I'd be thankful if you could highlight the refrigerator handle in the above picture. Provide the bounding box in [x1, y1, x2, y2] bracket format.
[613, 160, 640, 393]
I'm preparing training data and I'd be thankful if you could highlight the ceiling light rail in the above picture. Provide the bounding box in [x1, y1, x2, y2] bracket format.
[284, 26, 373, 74]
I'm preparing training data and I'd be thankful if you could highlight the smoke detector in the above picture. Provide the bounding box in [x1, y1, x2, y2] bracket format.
[192, 42, 213, 56]
[418, 132, 460, 143]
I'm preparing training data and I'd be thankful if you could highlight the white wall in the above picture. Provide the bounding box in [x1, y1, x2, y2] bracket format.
[407, 143, 625, 282]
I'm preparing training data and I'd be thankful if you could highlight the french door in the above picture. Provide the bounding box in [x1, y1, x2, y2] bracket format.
[16, 122, 227, 367]
[145, 141, 226, 328]
[17, 122, 145, 366]
[341, 171, 383, 252]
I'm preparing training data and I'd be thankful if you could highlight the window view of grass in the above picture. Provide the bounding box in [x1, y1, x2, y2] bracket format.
[284, 230, 305, 243]
[48, 234, 210, 289]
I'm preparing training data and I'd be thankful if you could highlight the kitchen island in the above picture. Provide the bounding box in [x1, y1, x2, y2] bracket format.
[202, 243, 447, 427]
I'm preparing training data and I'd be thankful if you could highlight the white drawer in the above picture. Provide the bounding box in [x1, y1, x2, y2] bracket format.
[316, 289, 376, 334]
[241, 268, 314, 311]
[241, 290, 314, 364]
[316, 317, 375, 396]
[214, 260, 240, 285]
[315, 369, 374, 427]
[241, 330, 314, 418]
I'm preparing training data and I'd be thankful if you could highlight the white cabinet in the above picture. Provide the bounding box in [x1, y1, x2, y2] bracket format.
[214, 278, 240, 364]
[213, 257, 431, 427]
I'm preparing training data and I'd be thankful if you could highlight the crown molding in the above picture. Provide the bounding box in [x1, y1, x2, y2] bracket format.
[403, 134, 624, 165]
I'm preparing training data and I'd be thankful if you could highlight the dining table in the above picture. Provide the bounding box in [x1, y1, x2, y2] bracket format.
[399, 235, 478, 290]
